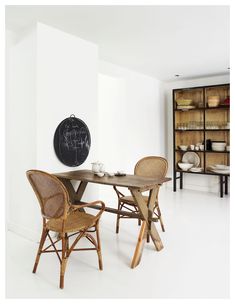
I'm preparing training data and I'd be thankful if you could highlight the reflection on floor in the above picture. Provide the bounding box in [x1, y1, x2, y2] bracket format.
[6, 188, 229, 298]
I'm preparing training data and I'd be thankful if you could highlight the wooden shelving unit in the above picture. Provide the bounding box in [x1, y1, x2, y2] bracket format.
[173, 83, 230, 197]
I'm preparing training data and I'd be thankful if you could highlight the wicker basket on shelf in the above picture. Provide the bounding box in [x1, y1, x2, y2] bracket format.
[207, 95, 220, 107]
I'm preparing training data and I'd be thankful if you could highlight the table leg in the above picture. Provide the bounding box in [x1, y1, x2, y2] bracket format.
[146, 188, 158, 243]
[58, 178, 77, 203]
[173, 171, 177, 192]
[75, 181, 88, 201]
[131, 221, 147, 268]
[180, 172, 183, 189]
[225, 176, 228, 195]
[130, 188, 163, 268]
[220, 176, 223, 198]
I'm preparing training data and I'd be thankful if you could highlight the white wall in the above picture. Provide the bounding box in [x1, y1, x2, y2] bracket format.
[6, 23, 99, 239]
[36, 23, 99, 203]
[98, 61, 166, 203]
[6, 27, 39, 238]
[164, 74, 230, 193]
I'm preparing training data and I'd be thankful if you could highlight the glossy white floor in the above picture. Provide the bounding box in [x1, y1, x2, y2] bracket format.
[6, 188, 229, 299]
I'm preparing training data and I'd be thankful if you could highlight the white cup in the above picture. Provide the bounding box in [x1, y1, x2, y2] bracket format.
[199, 145, 204, 151]
[195, 146, 199, 151]
[190, 145, 195, 150]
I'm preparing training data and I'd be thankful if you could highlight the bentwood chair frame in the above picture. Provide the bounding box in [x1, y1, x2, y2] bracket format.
[26, 170, 105, 289]
[114, 156, 168, 236]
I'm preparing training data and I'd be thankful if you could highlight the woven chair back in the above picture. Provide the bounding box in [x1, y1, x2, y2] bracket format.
[134, 156, 168, 179]
[26, 170, 70, 219]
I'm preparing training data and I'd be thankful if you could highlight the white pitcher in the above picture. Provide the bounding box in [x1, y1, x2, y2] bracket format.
[91, 162, 104, 173]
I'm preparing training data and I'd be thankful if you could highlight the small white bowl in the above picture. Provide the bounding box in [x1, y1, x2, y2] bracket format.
[179, 145, 188, 151]
[178, 163, 194, 171]
[212, 147, 225, 151]
[212, 142, 226, 147]
[96, 172, 105, 177]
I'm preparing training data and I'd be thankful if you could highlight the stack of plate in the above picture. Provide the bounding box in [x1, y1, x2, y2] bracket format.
[182, 152, 200, 167]
[176, 99, 192, 106]
[177, 105, 196, 110]
[209, 164, 230, 174]
[212, 141, 226, 151]
[190, 167, 203, 172]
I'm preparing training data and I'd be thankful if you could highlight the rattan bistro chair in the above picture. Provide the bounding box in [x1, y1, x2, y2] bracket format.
[114, 156, 168, 235]
[26, 170, 105, 289]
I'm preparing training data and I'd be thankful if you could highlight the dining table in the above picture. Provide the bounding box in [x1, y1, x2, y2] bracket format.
[53, 169, 171, 268]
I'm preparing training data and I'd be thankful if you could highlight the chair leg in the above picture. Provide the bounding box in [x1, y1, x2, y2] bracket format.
[116, 200, 122, 234]
[155, 203, 165, 232]
[96, 224, 103, 270]
[65, 233, 69, 256]
[32, 228, 48, 273]
[60, 235, 67, 289]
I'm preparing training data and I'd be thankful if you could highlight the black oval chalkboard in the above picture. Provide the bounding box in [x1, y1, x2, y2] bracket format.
[54, 115, 91, 167]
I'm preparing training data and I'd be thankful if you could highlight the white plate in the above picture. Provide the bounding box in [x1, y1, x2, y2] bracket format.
[182, 152, 200, 167]
[177, 105, 196, 110]
[210, 165, 230, 170]
[190, 167, 203, 172]
[210, 169, 230, 174]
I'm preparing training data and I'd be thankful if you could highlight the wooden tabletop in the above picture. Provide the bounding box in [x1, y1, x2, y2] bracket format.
[54, 170, 171, 190]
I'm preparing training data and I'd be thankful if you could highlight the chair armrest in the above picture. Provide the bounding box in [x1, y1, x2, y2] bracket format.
[71, 201, 106, 224]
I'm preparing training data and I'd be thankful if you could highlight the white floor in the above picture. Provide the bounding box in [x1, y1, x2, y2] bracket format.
[6, 188, 229, 298]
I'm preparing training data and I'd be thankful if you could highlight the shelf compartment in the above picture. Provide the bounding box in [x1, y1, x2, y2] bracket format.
[175, 132, 204, 148]
[175, 150, 204, 169]
[175, 110, 204, 130]
[205, 85, 230, 108]
[205, 130, 229, 146]
[174, 87, 204, 109]
[205, 152, 229, 169]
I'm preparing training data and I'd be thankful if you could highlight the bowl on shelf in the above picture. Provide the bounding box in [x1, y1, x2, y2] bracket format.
[178, 162, 194, 171]
[212, 141, 226, 151]
[179, 145, 188, 151]
[207, 96, 220, 107]
[176, 99, 193, 106]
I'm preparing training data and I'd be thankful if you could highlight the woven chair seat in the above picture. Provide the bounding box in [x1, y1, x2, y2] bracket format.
[46, 211, 95, 233]
[120, 195, 148, 205]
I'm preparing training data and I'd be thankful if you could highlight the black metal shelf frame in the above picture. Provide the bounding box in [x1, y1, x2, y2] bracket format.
[173, 83, 230, 197]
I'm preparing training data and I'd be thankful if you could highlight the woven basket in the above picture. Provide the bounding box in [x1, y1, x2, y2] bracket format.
[208, 96, 220, 107]
[176, 99, 192, 106]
